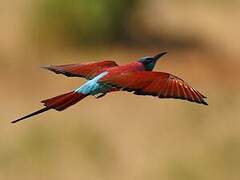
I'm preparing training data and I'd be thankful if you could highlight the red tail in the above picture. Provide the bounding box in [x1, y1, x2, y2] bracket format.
[41, 91, 87, 111]
[11, 91, 87, 123]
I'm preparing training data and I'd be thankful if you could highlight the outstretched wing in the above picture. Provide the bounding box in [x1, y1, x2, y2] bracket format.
[42, 60, 118, 79]
[100, 71, 208, 105]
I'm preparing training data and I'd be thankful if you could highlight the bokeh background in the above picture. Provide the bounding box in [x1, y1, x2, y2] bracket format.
[1, 0, 240, 179]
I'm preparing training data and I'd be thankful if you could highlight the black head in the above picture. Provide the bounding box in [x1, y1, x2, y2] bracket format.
[138, 52, 167, 71]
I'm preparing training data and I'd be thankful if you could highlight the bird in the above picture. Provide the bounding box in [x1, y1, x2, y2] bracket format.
[12, 52, 208, 123]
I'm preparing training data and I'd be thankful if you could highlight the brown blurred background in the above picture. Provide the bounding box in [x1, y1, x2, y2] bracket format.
[1, 0, 240, 180]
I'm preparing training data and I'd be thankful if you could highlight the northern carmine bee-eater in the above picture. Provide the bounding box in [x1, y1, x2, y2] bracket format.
[12, 52, 207, 123]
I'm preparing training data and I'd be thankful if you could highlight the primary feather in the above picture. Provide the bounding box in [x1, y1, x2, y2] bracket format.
[99, 71, 208, 105]
[42, 60, 118, 79]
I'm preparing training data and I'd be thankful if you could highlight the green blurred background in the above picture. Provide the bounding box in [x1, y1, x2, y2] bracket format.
[1, 0, 240, 179]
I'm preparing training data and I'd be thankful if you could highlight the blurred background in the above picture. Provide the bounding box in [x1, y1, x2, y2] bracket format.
[1, 0, 240, 179]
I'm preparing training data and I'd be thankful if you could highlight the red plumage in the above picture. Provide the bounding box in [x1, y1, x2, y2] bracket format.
[41, 91, 87, 111]
[11, 91, 87, 123]
[42, 60, 118, 79]
[12, 52, 208, 123]
[100, 71, 207, 105]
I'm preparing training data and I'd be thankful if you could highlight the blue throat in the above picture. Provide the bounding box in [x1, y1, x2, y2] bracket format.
[139, 57, 157, 71]
[144, 61, 156, 71]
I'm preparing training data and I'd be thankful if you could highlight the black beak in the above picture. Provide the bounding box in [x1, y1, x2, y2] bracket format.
[152, 52, 167, 61]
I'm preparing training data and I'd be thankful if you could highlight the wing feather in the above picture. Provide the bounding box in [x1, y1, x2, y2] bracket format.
[100, 71, 208, 105]
[42, 60, 118, 79]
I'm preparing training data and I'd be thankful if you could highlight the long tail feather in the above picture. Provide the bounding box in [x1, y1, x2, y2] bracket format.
[11, 107, 51, 123]
[12, 91, 87, 123]
[41, 91, 87, 111]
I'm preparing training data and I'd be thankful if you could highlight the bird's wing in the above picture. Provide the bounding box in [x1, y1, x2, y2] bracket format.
[42, 60, 118, 79]
[100, 71, 208, 105]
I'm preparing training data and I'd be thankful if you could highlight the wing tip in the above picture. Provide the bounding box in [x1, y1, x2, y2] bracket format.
[41, 65, 75, 77]
[201, 99, 208, 106]
[41, 65, 51, 69]
[41, 65, 58, 73]
[41, 65, 56, 72]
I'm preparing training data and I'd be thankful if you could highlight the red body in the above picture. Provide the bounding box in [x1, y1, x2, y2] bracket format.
[12, 53, 207, 123]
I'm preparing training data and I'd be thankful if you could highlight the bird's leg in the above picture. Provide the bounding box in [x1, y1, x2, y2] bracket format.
[95, 93, 107, 99]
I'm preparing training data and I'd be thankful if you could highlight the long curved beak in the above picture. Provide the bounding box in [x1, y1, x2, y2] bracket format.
[152, 52, 167, 61]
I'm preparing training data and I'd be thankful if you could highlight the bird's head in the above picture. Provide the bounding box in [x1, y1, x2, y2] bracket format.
[138, 52, 167, 71]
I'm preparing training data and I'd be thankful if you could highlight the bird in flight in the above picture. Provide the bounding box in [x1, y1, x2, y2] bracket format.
[12, 52, 207, 123]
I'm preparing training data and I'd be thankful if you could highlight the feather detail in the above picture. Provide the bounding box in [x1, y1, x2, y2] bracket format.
[100, 71, 208, 105]
[41, 91, 87, 111]
[11, 107, 51, 123]
[12, 91, 87, 123]
[42, 61, 118, 79]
